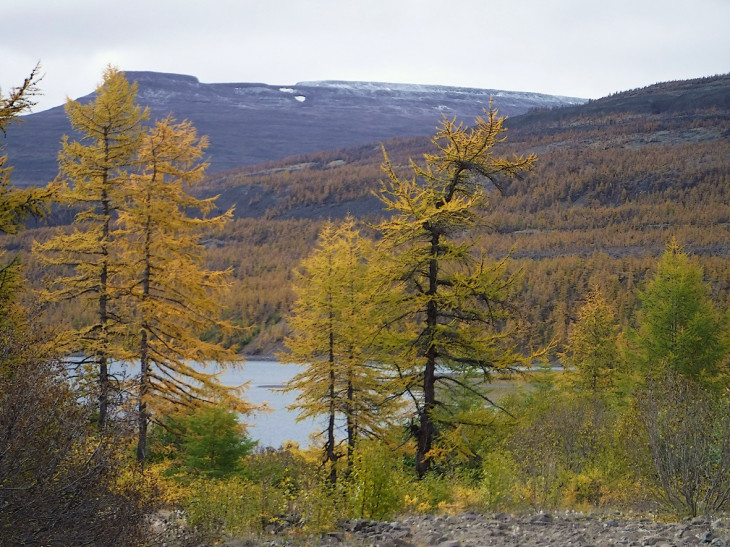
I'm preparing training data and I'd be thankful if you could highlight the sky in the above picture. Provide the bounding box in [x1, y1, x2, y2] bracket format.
[3, 0, 729, 113]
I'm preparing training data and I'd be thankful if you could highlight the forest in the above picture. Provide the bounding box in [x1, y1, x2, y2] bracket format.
[0, 66, 728, 545]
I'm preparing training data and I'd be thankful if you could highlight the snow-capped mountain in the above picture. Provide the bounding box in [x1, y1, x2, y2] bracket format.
[3, 72, 586, 187]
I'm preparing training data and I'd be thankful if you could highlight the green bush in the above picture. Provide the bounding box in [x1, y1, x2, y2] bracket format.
[149, 404, 256, 479]
[186, 477, 263, 539]
[345, 440, 412, 520]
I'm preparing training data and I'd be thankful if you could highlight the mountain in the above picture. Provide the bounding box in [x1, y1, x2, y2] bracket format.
[202, 73, 730, 223]
[2, 71, 585, 187]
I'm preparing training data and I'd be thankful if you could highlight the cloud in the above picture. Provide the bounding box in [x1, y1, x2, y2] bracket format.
[3, 0, 729, 112]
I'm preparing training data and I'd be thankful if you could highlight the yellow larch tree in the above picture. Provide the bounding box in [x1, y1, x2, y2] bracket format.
[374, 107, 537, 477]
[562, 285, 620, 393]
[0, 64, 55, 306]
[116, 116, 248, 463]
[33, 66, 148, 429]
[282, 216, 391, 483]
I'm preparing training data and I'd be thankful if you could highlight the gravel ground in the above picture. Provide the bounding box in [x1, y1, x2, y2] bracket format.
[222, 512, 730, 547]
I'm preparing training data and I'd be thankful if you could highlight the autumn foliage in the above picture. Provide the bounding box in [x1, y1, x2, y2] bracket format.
[1, 66, 729, 543]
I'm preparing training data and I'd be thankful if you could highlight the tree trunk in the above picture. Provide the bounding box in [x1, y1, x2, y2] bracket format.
[416, 229, 440, 477]
[137, 204, 153, 464]
[97, 157, 110, 430]
[136, 329, 149, 463]
[346, 372, 355, 474]
[416, 351, 436, 477]
[326, 311, 337, 484]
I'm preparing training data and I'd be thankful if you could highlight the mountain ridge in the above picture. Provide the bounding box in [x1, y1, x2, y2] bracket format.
[2, 71, 585, 187]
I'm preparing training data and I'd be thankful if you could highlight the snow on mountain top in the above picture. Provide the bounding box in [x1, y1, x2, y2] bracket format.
[295, 80, 586, 104]
[122, 72, 586, 105]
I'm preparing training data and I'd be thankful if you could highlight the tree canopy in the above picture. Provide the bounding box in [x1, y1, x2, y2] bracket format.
[34, 68, 249, 455]
[34, 66, 149, 428]
[117, 115, 246, 462]
[635, 239, 727, 384]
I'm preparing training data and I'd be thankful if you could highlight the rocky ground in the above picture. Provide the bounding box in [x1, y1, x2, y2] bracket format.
[216, 512, 730, 547]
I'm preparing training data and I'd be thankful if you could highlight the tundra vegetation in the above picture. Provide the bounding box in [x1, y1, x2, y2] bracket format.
[0, 67, 728, 544]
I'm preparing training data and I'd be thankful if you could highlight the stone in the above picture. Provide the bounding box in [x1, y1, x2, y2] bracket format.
[494, 512, 510, 521]
[530, 512, 554, 525]
[254, 512, 730, 546]
[641, 535, 670, 546]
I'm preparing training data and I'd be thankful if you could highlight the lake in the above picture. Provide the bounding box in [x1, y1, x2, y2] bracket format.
[215, 360, 320, 448]
[104, 358, 319, 448]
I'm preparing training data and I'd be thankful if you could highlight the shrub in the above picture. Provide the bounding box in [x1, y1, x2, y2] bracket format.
[149, 404, 256, 479]
[0, 357, 153, 544]
[478, 451, 520, 510]
[183, 446, 349, 538]
[505, 389, 625, 510]
[345, 440, 412, 520]
[186, 477, 263, 539]
[636, 372, 730, 516]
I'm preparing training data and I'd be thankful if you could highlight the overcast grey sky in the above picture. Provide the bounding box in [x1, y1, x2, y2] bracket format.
[3, 0, 729, 113]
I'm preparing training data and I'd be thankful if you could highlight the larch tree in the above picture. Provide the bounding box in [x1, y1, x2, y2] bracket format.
[562, 286, 620, 393]
[282, 216, 389, 483]
[374, 108, 536, 477]
[0, 64, 53, 306]
[34, 66, 148, 428]
[116, 116, 247, 464]
[635, 239, 727, 384]
[0, 68, 152, 544]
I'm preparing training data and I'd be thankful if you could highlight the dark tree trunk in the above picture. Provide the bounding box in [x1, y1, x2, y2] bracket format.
[346, 373, 355, 474]
[416, 228, 440, 478]
[136, 329, 149, 464]
[325, 309, 338, 484]
[97, 145, 110, 430]
[136, 197, 154, 464]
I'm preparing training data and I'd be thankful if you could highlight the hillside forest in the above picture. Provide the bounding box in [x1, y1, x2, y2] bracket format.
[0, 66, 729, 544]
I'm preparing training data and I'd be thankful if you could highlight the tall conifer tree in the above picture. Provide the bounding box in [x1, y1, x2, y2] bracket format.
[282, 217, 389, 482]
[34, 66, 148, 428]
[636, 239, 727, 383]
[374, 108, 536, 476]
[116, 116, 246, 463]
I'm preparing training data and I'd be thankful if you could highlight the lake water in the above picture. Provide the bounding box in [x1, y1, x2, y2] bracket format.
[214, 360, 320, 448]
[105, 358, 319, 448]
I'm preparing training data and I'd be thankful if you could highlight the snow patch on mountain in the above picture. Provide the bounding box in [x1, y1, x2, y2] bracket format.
[296, 80, 586, 105]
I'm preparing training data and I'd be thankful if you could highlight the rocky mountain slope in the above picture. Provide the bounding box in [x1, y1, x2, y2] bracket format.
[2, 72, 584, 187]
[201, 74, 730, 223]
